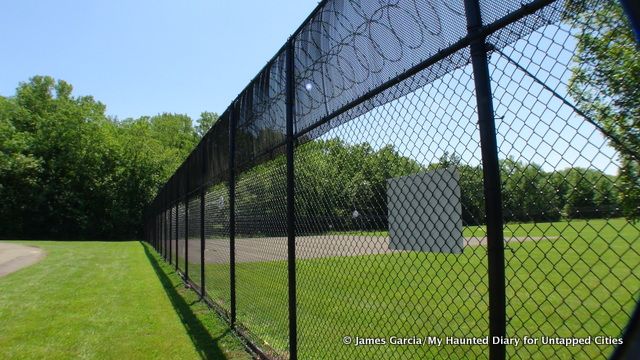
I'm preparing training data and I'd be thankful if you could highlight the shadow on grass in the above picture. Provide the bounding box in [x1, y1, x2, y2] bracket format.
[142, 243, 230, 359]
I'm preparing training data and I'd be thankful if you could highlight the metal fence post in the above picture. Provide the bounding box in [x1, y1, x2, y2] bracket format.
[157, 211, 162, 255]
[185, 168, 189, 280]
[229, 106, 237, 325]
[161, 209, 165, 258]
[164, 196, 168, 260]
[162, 206, 165, 260]
[285, 38, 298, 360]
[175, 201, 179, 271]
[169, 201, 173, 264]
[162, 199, 165, 258]
[463, 0, 506, 359]
[200, 144, 206, 296]
[165, 200, 168, 259]
[162, 196, 166, 260]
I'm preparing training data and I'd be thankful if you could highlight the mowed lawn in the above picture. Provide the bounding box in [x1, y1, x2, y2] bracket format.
[0, 241, 249, 360]
[195, 218, 640, 359]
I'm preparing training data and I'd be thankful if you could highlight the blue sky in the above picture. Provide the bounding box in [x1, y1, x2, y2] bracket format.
[0, 0, 319, 120]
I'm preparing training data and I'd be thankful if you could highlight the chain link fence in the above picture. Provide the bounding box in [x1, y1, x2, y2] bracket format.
[146, 0, 640, 358]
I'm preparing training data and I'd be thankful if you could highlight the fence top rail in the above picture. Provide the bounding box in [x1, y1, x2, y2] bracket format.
[149, 0, 563, 208]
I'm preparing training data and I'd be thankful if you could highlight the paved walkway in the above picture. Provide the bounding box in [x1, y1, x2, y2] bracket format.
[0, 243, 46, 277]
[182, 235, 555, 264]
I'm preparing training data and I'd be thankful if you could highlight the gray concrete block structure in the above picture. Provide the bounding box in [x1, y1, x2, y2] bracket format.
[386, 167, 463, 253]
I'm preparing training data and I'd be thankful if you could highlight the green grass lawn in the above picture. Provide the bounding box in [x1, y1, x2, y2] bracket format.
[0, 241, 249, 360]
[193, 218, 639, 359]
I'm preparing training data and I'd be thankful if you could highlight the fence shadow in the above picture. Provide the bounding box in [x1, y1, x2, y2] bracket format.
[141, 242, 231, 359]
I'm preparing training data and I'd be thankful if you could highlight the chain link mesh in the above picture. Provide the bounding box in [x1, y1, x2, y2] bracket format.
[146, 0, 639, 358]
[187, 195, 202, 290]
[176, 202, 186, 273]
[204, 182, 232, 310]
[486, 1, 640, 358]
[234, 161, 289, 357]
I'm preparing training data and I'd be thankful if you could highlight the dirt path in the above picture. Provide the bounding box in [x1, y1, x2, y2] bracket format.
[0, 243, 46, 277]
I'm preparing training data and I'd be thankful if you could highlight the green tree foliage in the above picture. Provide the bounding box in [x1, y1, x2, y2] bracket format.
[567, 0, 640, 219]
[0, 76, 200, 239]
[233, 142, 621, 232]
[0, 75, 625, 240]
[0, 97, 42, 236]
[0, 76, 117, 238]
[107, 113, 199, 237]
[560, 168, 618, 219]
[500, 158, 561, 222]
[195, 111, 219, 138]
[297, 140, 423, 224]
[233, 139, 424, 234]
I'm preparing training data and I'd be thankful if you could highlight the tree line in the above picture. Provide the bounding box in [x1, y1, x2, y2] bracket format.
[231, 140, 623, 235]
[0, 75, 633, 240]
